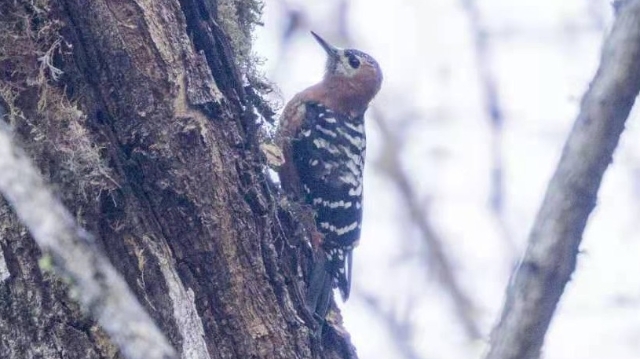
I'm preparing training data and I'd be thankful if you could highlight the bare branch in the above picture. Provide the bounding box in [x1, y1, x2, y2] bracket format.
[459, 0, 505, 212]
[459, 0, 518, 258]
[485, 1, 640, 358]
[0, 121, 177, 359]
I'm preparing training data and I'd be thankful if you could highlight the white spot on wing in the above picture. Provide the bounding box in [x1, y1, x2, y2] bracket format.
[315, 125, 337, 138]
[312, 138, 340, 154]
[348, 185, 362, 196]
[312, 199, 353, 208]
[338, 145, 364, 168]
[344, 121, 364, 134]
[339, 172, 359, 187]
[319, 221, 359, 235]
[337, 127, 365, 150]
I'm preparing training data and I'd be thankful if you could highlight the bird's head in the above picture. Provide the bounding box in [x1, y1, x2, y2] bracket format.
[311, 32, 383, 114]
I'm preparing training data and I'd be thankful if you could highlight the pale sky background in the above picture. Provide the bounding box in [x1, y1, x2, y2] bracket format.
[254, 1, 640, 358]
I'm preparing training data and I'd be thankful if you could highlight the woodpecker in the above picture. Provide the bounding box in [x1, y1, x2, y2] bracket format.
[276, 32, 382, 313]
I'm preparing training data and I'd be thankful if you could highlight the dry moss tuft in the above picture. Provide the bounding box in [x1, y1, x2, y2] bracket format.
[0, 0, 117, 203]
[216, 0, 263, 74]
[215, 0, 278, 126]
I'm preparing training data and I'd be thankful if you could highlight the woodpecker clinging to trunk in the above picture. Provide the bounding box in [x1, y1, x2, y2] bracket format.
[276, 32, 382, 317]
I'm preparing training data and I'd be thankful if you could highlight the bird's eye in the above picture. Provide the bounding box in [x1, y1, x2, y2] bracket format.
[347, 54, 360, 69]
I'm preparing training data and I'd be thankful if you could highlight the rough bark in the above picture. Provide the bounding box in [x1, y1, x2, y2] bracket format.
[0, 118, 176, 359]
[0, 0, 354, 358]
[485, 1, 640, 358]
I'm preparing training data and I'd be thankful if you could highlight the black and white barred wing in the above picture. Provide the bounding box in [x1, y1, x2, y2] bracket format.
[292, 102, 366, 299]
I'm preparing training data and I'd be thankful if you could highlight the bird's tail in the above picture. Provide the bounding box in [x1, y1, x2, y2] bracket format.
[327, 248, 352, 301]
[306, 248, 354, 321]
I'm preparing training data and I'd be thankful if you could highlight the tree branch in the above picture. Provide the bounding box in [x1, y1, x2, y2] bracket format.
[485, 1, 640, 358]
[0, 120, 177, 359]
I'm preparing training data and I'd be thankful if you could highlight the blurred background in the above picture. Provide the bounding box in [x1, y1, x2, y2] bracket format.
[253, 1, 640, 358]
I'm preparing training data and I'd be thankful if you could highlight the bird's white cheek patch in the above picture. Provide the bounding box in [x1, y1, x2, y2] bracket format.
[335, 54, 358, 77]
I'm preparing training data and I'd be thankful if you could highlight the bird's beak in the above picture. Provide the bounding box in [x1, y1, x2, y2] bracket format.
[311, 31, 339, 58]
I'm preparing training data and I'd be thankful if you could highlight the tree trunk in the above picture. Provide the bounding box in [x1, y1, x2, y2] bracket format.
[0, 1, 353, 358]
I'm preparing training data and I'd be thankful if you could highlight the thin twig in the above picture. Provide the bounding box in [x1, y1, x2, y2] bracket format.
[459, 0, 517, 258]
[356, 288, 426, 359]
[370, 107, 481, 340]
